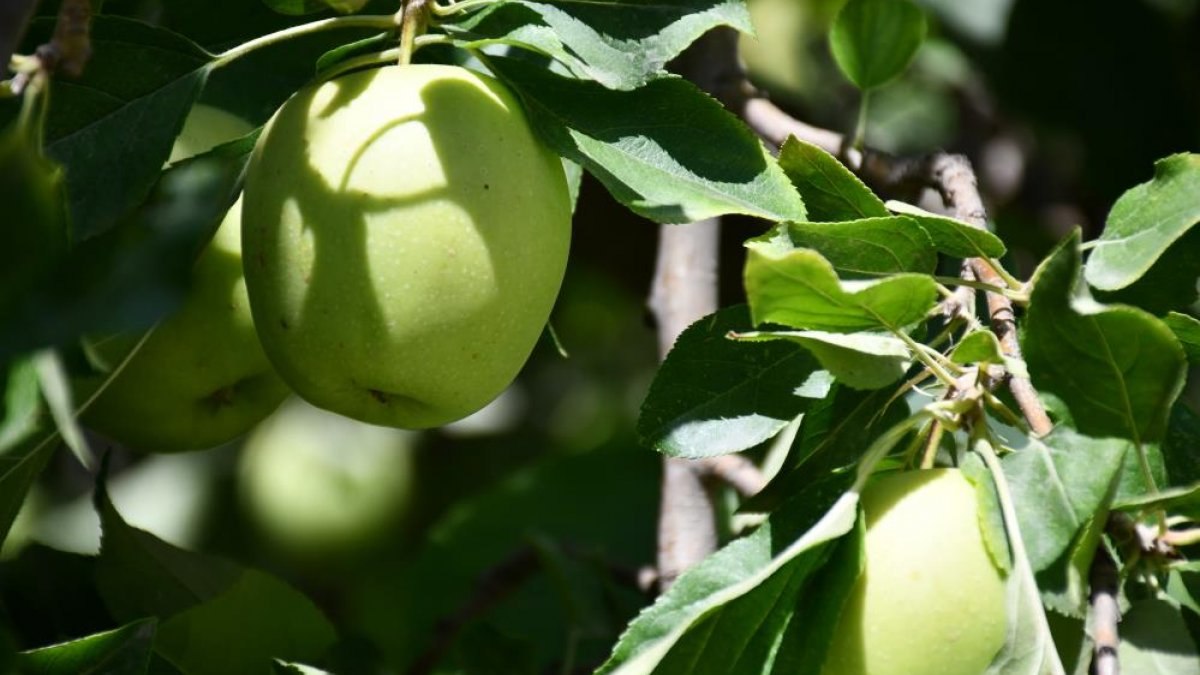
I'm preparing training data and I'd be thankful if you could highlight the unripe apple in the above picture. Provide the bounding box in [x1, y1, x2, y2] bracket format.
[822, 469, 1007, 675]
[241, 64, 571, 428]
[238, 397, 415, 558]
[74, 106, 289, 452]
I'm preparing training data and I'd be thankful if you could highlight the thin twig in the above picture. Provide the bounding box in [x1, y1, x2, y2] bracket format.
[696, 454, 768, 498]
[1089, 545, 1120, 675]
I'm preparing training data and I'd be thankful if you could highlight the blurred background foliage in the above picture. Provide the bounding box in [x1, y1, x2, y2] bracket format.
[2, 0, 1199, 673]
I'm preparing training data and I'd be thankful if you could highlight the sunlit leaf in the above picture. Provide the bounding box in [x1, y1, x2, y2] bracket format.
[733, 330, 911, 389]
[597, 477, 857, 674]
[744, 240, 937, 332]
[785, 217, 937, 276]
[484, 54, 805, 224]
[886, 200, 1007, 258]
[445, 0, 753, 90]
[1084, 153, 1200, 291]
[17, 618, 157, 675]
[776, 137, 888, 222]
[1022, 231, 1186, 444]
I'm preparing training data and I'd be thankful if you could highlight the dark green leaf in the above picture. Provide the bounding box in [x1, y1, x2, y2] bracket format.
[744, 240, 938, 332]
[741, 386, 906, 514]
[776, 137, 888, 222]
[1114, 442, 1168, 504]
[1119, 599, 1200, 673]
[1002, 428, 1128, 572]
[785, 217, 937, 276]
[17, 618, 157, 675]
[1165, 313, 1200, 365]
[95, 468, 242, 622]
[453, 624, 538, 675]
[1163, 403, 1200, 487]
[484, 54, 805, 224]
[262, 0, 367, 15]
[596, 476, 857, 674]
[733, 330, 911, 390]
[829, 0, 927, 90]
[638, 306, 824, 458]
[1037, 513, 1107, 619]
[445, 0, 753, 90]
[154, 570, 337, 675]
[1114, 481, 1200, 520]
[0, 134, 255, 360]
[95, 467, 336, 674]
[1022, 231, 1186, 444]
[36, 17, 212, 239]
[0, 129, 69, 311]
[768, 522, 865, 675]
[886, 200, 1007, 258]
[1084, 154, 1200, 291]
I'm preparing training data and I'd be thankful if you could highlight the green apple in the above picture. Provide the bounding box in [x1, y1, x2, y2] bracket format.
[238, 397, 415, 557]
[75, 105, 289, 452]
[822, 469, 1007, 675]
[242, 64, 571, 428]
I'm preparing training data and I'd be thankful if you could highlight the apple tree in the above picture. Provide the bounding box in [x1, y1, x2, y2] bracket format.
[1, 0, 1199, 673]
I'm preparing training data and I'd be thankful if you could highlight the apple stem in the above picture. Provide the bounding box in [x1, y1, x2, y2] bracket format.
[209, 15, 397, 70]
[396, 0, 430, 67]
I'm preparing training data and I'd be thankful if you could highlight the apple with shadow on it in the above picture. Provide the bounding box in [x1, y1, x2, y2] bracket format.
[821, 468, 1008, 675]
[74, 105, 290, 453]
[241, 64, 572, 429]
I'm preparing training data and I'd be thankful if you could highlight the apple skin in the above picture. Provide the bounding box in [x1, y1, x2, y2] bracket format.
[241, 64, 571, 428]
[75, 106, 290, 453]
[822, 469, 1007, 675]
[238, 397, 415, 558]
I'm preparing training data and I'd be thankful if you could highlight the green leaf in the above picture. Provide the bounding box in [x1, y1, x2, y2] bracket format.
[596, 477, 858, 674]
[785, 217, 937, 276]
[0, 129, 69, 311]
[973, 454, 1068, 675]
[262, 0, 367, 15]
[1037, 514, 1108, 619]
[0, 357, 43, 452]
[0, 438, 54, 552]
[155, 570, 337, 675]
[776, 137, 888, 222]
[1001, 428, 1129, 572]
[742, 386, 906, 514]
[1114, 481, 1200, 520]
[1119, 599, 1200, 673]
[1165, 312, 1200, 365]
[444, 0, 753, 90]
[0, 133, 254, 360]
[17, 618, 157, 675]
[733, 330, 911, 390]
[95, 469, 336, 674]
[885, 200, 1007, 258]
[1163, 403, 1200, 487]
[32, 350, 93, 470]
[829, 0, 928, 90]
[950, 331, 1028, 378]
[314, 32, 392, 76]
[1084, 154, 1200, 291]
[483, 54, 806, 224]
[95, 469, 243, 622]
[33, 17, 212, 240]
[767, 522, 865, 674]
[1022, 231, 1187, 444]
[744, 240, 938, 332]
[638, 306, 825, 458]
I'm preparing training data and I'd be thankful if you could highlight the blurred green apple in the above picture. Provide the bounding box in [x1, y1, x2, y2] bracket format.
[241, 64, 571, 429]
[238, 397, 415, 557]
[822, 469, 1007, 675]
[75, 105, 289, 452]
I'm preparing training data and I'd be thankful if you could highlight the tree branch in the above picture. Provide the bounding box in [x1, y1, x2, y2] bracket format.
[1088, 545, 1120, 675]
[696, 454, 768, 498]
